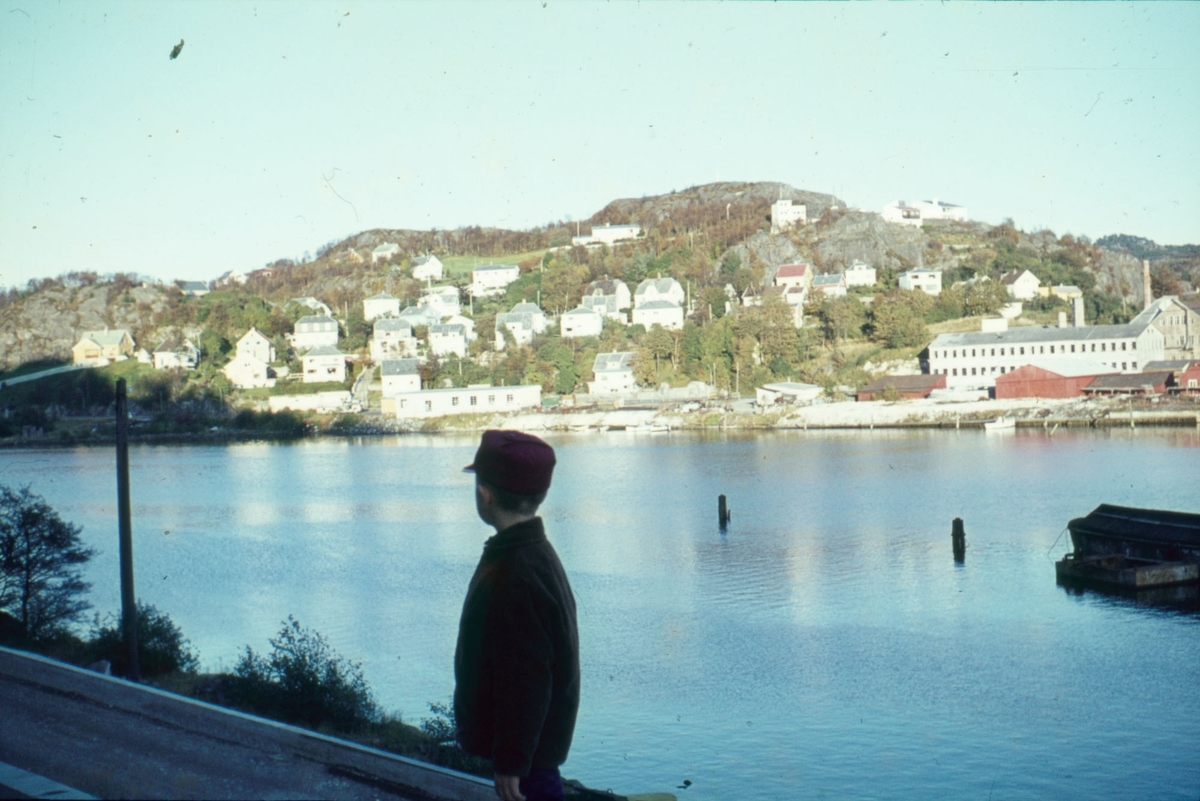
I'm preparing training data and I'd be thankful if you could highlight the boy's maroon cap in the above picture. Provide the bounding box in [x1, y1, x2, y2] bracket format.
[463, 429, 556, 495]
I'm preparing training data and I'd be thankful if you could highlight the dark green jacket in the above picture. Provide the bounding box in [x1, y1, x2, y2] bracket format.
[454, 517, 580, 776]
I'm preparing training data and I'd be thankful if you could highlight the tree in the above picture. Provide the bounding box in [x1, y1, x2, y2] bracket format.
[89, 602, 199, 677]
[871, 291, 929, 349]
[0, 485, 95, 641]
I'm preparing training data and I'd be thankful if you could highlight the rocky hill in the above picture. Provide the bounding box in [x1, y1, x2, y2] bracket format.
[1, 181, 1196, 371]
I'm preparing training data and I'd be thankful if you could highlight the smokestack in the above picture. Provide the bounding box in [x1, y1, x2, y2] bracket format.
[1058, 311, 1068, 329]
[1073, 296, 1085, 327]
[1143, 259, 1152, 310]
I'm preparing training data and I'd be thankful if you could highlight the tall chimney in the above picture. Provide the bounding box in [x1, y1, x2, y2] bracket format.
[1073, 296, 1085, 327]
[1143, 259, 1152, 310]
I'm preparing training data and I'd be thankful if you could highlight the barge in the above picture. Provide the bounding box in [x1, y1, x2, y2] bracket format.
[1056, 504, 1200, 588]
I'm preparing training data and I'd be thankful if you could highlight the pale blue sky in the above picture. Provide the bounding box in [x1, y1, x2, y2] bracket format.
[2, 1, 1197, 288]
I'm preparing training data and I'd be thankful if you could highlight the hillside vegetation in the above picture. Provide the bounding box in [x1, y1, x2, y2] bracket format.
[2, 181, 1197, 433]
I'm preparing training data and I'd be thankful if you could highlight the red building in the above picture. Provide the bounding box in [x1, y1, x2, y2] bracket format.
[1083, 371, 1172, 396]
[993, 364, 1099, 399]
[1171, 363, 1200, 395]
[857, 374, 946, 401]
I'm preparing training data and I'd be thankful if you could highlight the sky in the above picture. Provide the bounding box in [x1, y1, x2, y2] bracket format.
[2, 1, 1198, 289]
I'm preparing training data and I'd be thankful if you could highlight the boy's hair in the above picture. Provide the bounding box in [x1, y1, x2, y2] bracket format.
[484, 481, 546, 515]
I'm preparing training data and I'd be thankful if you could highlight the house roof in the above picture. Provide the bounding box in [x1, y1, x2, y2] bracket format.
[380, 358, 420, 376]
[296, 315, 336, 327]
[901, 268, 941, 277]
[587, 279, 626, 296]
[510, 302, 543, 315]
[636, 300, 682, 311]
[1130, 296, 1199, 326]
[594, 223, 639, 231]
[473, 263, 518, 273]
[372, 242, 399, 253]
[422, 285, 460, 297]
[1142, 360, 1197, 372]
[496, 312, 534, 331]
[374, 318, 414, 333]
[1085, 372, 1171, 391]
[813, 274, 845, 287]
[79, 329, 132, 346]
[429, 323, 466, 336]
[564, 306, 602, 317]
[775, 263, 810, 279]
[859, 374, 944, 393]
[1000, 270, 1038, 286]
[761, 382, 822, 394]
[1051, 284, 1081, 293]
[154, 338, 195, 353]
[593, 352, 635, 371]
[635, 277, 681, 295]
[580, 295, 618, 313]
[929, 320, 1154, 349]
[412, 254, 439, 266]
[303, 345, 343, 358]
[366, 293, 397, 301]
[238, 327, 270, 342]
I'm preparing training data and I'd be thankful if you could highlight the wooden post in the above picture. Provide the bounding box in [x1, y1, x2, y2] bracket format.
[952, 517, 966, 563]
[718, 495, 730, 529]
[115, 379, 140, 681]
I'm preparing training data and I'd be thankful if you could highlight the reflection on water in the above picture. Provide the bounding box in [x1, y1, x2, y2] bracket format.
[5, 429, 1200, 800]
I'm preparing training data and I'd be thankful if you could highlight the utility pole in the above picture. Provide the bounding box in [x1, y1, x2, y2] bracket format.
[115, 379, 140, 681]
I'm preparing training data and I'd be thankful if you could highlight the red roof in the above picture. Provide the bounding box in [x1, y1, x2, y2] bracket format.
[776, 263, 811, 278]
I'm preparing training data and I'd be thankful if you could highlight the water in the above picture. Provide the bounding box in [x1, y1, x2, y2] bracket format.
[3, 429, 1199, 799]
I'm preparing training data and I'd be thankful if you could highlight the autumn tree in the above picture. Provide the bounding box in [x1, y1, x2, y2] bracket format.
[871, 290, 930, 349]
[0, 485, 95, 641]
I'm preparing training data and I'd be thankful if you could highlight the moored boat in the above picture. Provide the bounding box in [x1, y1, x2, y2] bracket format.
[1057, 504, 1200, 588]
[983, 415, 1016, 432]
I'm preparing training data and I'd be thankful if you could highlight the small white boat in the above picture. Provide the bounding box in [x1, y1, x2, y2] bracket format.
[627, 421, 671, 434]
[984, 415, 1016, 432]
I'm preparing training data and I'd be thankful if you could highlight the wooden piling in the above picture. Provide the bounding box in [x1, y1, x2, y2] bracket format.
[718, 494, 730, 529]
[952, 517, 965, 562]
[115, 379, 140, 681]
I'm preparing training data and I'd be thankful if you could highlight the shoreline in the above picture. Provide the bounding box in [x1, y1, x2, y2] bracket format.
[4, 396, 1198, 450]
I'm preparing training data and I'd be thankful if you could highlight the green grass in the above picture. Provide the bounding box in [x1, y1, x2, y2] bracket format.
[439, 249, 547, 277]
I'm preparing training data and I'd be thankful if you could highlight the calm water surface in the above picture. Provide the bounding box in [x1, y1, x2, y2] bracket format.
[4, 429, 1199, 800]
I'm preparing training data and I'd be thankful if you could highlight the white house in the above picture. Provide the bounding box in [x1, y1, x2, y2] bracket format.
[302, 345, 346, 384]
[588, 352, 637, 394]
[770, 199, 807, 233]
[370, 318, 417, 361]
[899, 269, 943, 296]
[371, 242, 400, 264]
[153, 338, 199, 370]
[428, 323, 469, 358]
[882, 201, 924, 227]
[585, 278, 631, 311]
[634, 277, 685, 308]
[445, 314, 478, 342]
[293, 315, 340, 349]
[927, 319, 1165, 389]
[471, 264, 520, 298]
[1000, 270, 1042, 301]
[380, 358, 421, 396]
[178, 281, 210, 297]
[812, 273, 847, 299]
[774, 263, 813, 290]
[223, 353, 274, 389]
[560, 307, 604, 339]
[419, 285, 462, 318]
[363, 292, 401, 322]
[632, 300, 684, 331]
[411, 254, 444, 282]
[913, 198, 968, 222]
[495, 312, 538, 350]
[236, 327, 275, 363]
[572, 223, 641, 247]
[845, 260, 877, 287]
[510, 302, 547, 334]
[385, 384, 541, 418]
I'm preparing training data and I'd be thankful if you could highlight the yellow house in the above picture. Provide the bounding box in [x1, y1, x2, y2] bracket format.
[1037, 284, 1083, 301]
[72, 329, 136, 365]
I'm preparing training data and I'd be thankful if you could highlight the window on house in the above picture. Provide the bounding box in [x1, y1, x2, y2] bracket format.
[1071, 344, 1076, 353]
[1121, 342, 1127, 351]
[1020, 347, 1025, 355]
[452, 396, 459, 406]
[470, 396, 477, 406]
[971, 367, 977, 375]
[1132, 362, 1137, 370]
[1000, 367, 1006, 374]
[952, 368, 958, 376]
[1050, 346, 1055, 354]
[424, 400, 432, 411]
[488, 395, 495, 404]
[507, 394, 514, 403]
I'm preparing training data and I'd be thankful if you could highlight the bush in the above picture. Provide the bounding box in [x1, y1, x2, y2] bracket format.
[88, 602, 199, 677]
[227, 616, 378, 731]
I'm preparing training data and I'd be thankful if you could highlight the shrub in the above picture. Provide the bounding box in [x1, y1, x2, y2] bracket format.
[88, 602, 199, 677]
[227, 616, 378, 731]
